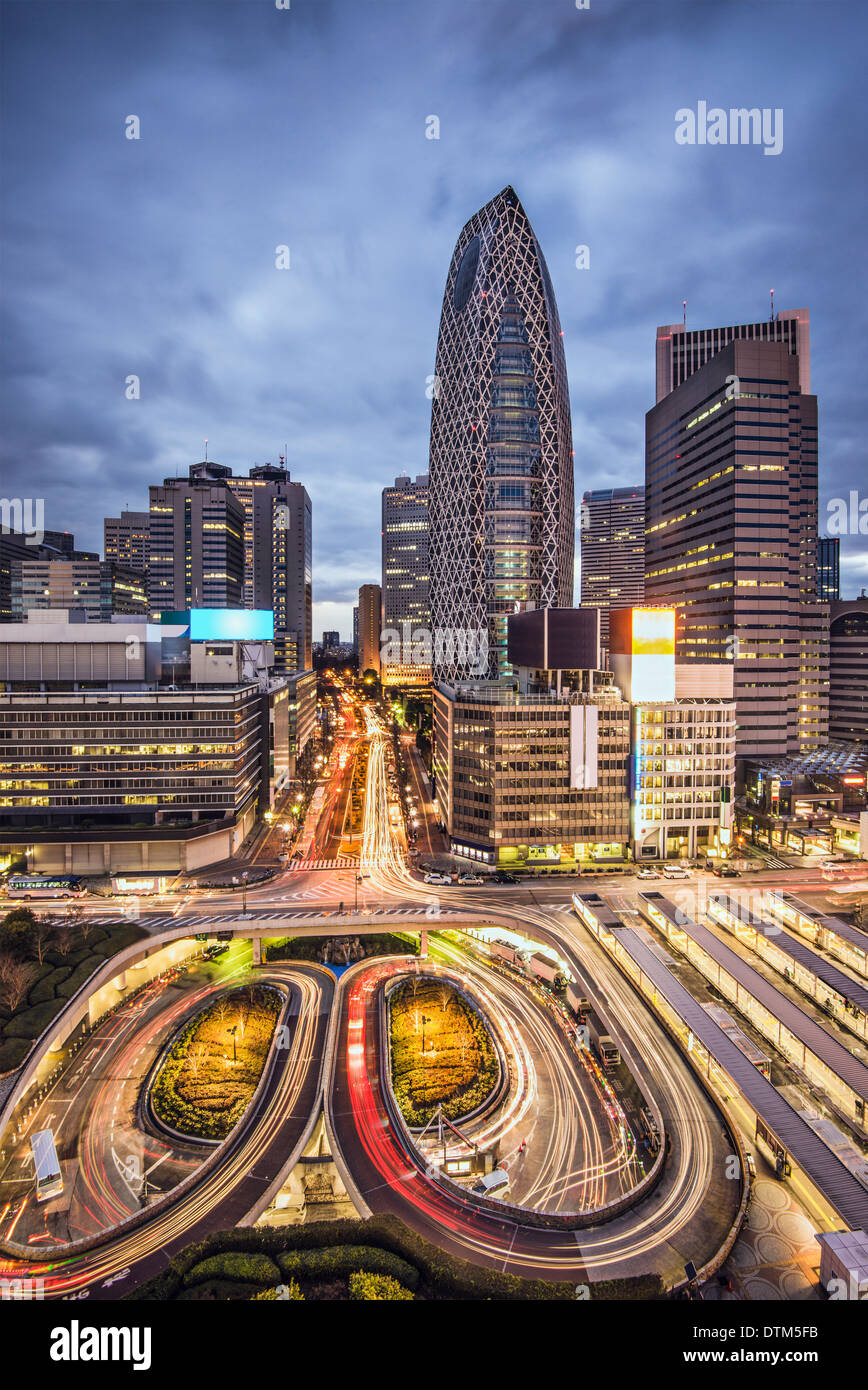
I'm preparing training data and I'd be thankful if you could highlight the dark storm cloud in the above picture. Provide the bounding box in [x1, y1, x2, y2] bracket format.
[1, 0, 866, 639]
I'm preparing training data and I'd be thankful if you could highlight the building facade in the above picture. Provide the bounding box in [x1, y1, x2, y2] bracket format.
[381, 473, 430, 686]
[632, 698, 736, 860]
[579, 487, 645, 651]
[433, 605, 737, 866]
[358, 583, 382, 678]
[226, 463, 312, 674]
[818, 537, 841, 602]
[830, 598, 868, 743]
[11, 557, 147, 622]
[645, 333, 829, 760]
[428, 186, 574, 682]
[104, 511, 151, 574]
[655, 308, 810, 403]
[148, 464, 245, 616]
[0, 612, 296, 872]
[433, 679, 632, 867]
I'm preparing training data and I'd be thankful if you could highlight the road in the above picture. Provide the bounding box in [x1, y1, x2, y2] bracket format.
[0, 964, 332, 1299]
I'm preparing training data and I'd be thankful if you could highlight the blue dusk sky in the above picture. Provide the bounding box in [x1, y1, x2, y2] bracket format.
[1, 0, 866, 638]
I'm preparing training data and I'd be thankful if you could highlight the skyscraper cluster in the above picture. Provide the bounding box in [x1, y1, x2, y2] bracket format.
[422, 185, 864, 869]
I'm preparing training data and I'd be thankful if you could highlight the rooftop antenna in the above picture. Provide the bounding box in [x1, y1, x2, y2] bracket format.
[770, 288, 775, 322]
[204, 438, 208, 462]
[682, 299, 687, 329]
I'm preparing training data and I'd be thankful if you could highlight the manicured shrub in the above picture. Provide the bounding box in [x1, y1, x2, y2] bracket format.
[252, 1280, 304, 1301]
[0, 1036, 31, 1071]
[276, 1245, 419, 1290]
[3, 998, 66, 1038]
[183, 1251, 281, 1288]
[125, 1216, 577, 1302]
[28, 966, 72, 1004]
[349, 1272, 413, 1301]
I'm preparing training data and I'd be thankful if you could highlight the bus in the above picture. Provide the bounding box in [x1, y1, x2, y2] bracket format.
[31, 1129, 63, 1202]
[4, 873, 85, 899]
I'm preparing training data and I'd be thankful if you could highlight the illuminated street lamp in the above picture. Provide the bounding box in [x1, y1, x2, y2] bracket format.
[420, 1013, 432, 1054]
[227, 1024, 238, 1064]
[354, 873, 369, 912]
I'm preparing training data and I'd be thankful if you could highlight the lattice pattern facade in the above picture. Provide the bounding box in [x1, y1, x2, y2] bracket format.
[429, 187, 574, 681]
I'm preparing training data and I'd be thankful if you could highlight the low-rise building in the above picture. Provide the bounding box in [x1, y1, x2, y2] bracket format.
[11, 557, 147, 622]
[432, 605, 736, 867]
[0, 608, 305, 873]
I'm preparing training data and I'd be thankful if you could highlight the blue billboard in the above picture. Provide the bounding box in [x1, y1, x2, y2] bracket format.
[189, 608, 275, 641]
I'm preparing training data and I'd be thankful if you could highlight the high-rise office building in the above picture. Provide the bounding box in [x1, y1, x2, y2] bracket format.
[428, 186, 574, 681]
[358, 583, 382, 678]
[655, 308, 810, 403]
[353, 605, 359, 655]
[12, 557, 147, 621]
[226, 463, 312, 674]
[579, 487, 644, 651]
[104, 511, 150, 574]
[381, 472, 430, 686]
[817, 537, 840, 602]
[829, 598, 868, 743]
[148, 463, 245, 615]
[646, 325, 828, 760]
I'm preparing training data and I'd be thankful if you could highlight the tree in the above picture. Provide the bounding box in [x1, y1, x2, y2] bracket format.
[0, 909, 37, 959]
[32, 915, 58, 966]
[189, 1044, 208, 1081]
[0, 953, 38, 1012]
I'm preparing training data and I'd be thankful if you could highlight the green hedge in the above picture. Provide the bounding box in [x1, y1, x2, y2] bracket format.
[349, 1272, 413, 1301]
[0, 1036, 31, 1071]
[276, 1245, 420, 1290]
[252, 1280, 304, 1301]
[125, 1216, 578, 1302]
[183, 1252, 281, 1288]
[56, 960, 101, 999]
[28, 966, 72, 1005]
[3, 998, 66, 1039]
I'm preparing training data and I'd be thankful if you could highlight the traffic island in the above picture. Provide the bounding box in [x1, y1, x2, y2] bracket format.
[147, 984, 283, 1142]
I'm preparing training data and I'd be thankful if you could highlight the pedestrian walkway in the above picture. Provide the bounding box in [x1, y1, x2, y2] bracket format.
[289, 856, 358, 872]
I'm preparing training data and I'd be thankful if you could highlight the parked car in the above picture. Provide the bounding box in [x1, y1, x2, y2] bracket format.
[637, 869, 660, 880]
[492, 871, 516, 884]
[713, 865, 740, 878]
[423, 872, 452, 885]
[458, 874, 484, 885]
[662, 866, 690, 879]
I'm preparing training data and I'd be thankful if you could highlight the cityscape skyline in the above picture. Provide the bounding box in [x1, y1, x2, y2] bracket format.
[1, 0, 867, 1331]
[2, 0, 867, 643]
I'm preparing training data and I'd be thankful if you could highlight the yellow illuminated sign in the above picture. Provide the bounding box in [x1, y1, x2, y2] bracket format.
[632, 608, 675, 657]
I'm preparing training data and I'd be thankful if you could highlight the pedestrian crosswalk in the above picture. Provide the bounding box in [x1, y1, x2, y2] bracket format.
[288, 857, 358, 872]
[166, 904, 457, 929]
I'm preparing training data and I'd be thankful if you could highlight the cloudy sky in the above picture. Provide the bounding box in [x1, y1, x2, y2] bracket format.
[2, 0, 866, 637]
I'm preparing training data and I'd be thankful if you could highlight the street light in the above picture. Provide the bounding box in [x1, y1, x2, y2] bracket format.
[241, 870, 249, 917]
[227, 1024, 238, 1064]
[420, 1013, 432, 1054]
[354, 873, 369, 912]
